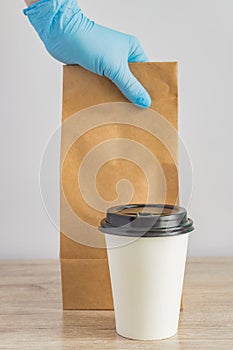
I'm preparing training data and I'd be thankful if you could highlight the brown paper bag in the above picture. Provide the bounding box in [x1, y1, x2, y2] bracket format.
[60, 62, 180, 309]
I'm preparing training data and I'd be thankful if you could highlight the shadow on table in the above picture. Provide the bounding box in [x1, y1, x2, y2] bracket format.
[60, 310, 184, 350]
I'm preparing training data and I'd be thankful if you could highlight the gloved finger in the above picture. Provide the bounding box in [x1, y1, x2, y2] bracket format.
[111, 64, 151, 108]
[128, 36, 149, 63]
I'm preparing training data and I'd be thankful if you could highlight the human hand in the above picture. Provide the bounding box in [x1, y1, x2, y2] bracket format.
[24, 0, 151, 108]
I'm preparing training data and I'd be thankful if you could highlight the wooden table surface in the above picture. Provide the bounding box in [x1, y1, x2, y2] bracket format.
[0, 258, 232, 350]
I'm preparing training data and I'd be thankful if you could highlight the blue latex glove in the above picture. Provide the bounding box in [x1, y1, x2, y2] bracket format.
[24, 0, 151, 108]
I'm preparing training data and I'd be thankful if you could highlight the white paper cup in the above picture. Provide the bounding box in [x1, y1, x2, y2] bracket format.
[99, 204, 194, 340]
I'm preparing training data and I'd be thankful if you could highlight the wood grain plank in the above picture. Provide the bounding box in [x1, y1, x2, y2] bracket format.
[0, 258, 232, 349]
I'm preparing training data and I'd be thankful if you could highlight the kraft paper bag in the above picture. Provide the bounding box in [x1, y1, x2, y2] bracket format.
[60, 62, 180, 309]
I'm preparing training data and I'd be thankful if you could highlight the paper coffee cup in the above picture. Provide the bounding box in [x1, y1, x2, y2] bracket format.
[99, 204, 194, 340]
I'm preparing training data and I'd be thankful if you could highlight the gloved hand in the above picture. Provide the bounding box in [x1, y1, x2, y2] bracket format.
[24, 0, 151, 108]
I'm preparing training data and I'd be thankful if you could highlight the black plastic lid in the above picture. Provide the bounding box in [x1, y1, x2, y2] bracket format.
[99, 204, 194, 237]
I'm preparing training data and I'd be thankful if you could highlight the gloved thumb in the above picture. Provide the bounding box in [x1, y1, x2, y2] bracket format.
[111, 64, 151, 108]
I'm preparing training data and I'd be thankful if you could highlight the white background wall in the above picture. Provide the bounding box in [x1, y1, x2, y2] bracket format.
[0, 0, 233, 258]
